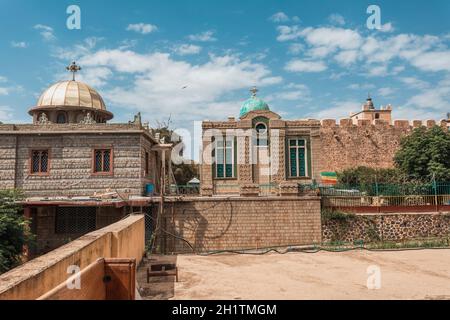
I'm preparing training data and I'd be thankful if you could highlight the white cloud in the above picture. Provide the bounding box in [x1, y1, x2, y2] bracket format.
[173, 44, 202, 56]
[328, 14, 345, 26]
[0, 88, 9, 96]
[334, 50, 359, 65]
[11, 41, 28, 48]
[347, 83, 375, 90]
[409, 51, 450, 72]
[378, 87, 395, 97]
[285, 59, 327, 72]
[188, 30, 217, 42]
[380, 22, 395, 33]
[34, 24, 56, 41]
[399, 77, 429, 90]
[309, 100, 361, 119]
[126, 23, 158, 34]
[269, 12, 290, 23]
[77, 49, 282, 123]
[288, 43, 303, 55]
[0, 106, 13, 122]
[267, 83, 311, 101]
[274, 23, 447, 76]
[0, 76, 7, 83]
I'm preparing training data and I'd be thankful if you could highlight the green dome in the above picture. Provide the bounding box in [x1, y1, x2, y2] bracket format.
[239, 88, 270, 118]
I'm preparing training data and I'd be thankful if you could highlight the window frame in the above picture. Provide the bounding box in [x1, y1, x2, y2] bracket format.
[29, 149, 51, 176]
[91, 148, 114, 176]
[287, 138, 309, 178]
[214, 136, 236, 179]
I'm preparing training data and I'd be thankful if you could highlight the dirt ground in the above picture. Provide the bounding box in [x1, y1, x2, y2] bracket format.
[137, 249, 450, 300]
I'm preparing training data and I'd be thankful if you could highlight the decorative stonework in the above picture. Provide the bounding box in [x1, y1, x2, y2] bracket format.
[79, 112, 96, 124]
[240, 183, 259, 196]
[278, 182, 299, 196]
[201, 185, 214, 196]
[37, 113, 50, 125]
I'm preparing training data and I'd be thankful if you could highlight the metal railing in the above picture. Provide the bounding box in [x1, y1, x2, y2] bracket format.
[320, 182, 450, 209]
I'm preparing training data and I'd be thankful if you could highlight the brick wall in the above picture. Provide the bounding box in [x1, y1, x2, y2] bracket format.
[157, 196, 322, 253]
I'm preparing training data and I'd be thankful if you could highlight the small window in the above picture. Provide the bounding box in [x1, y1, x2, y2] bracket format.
[56, 113, 67, 124]
[55, 207, 96, 234]
[93, 149, 112, 173]
[31, 150, 49, 174]
[375, 113, 380, 119]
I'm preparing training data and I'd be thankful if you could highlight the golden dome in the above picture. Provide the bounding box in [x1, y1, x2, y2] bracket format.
[36, 80, 107, 110]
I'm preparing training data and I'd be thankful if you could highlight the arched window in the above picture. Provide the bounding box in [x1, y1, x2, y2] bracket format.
[56, 112, 67, 124]
[255, 123, 268, 146]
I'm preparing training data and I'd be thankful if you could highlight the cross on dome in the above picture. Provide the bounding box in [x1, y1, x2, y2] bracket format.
[66, 61, 82, 81]
[250, 86, 259, 97]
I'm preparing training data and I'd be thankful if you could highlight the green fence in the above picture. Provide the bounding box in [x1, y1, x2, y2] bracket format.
[318, 182, 450, 208]
[319, 182, 450, 197]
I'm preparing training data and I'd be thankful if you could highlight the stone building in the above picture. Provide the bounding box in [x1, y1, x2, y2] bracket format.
[350, 95, 392, 124]
[200, 87, 448, 197]
[0, 63, 171, 255]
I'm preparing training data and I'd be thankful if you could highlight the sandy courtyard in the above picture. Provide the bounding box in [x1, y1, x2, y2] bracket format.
[138, 249, 450, 300]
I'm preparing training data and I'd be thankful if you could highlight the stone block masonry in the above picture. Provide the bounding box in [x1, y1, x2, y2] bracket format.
[322, 212, 450, 243]
[157, 196, 322, 253]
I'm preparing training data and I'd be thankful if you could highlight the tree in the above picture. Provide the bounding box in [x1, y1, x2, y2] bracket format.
[0, 189, 33, 274]
[337, 166, 406, 186]
[394, 126, 450, 181]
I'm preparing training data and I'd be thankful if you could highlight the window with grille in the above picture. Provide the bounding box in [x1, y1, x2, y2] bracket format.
[55, 207, 96, 234]
[288, 139, 308, 178]
[93, 149, 112, 173]
[31, 150, 49, 174]
[215, 137, 235, 178]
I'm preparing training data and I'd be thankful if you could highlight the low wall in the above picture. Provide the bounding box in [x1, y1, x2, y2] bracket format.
[0, 214, 145, 300]
[322, 212, 450, 243]
[157, 196, 322, 253]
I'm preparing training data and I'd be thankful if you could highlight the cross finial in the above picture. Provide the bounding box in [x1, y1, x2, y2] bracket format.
[367, 92, 372, 100]
[66, 61, 81, 81]
[250, 86, 258, 97]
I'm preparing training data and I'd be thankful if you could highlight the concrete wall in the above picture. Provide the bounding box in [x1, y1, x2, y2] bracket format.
[0, 214, 145, 300]
[158, 196, 322, 253]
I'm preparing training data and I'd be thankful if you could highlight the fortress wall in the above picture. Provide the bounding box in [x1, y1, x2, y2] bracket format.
[318, 118, 449, 173]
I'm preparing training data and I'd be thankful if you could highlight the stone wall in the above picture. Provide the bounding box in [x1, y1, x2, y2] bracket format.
[322, 212, 450, 243]
[318, 119, 448, 173]
[0, 130, 159, 197]
[157, 196, 322, 253]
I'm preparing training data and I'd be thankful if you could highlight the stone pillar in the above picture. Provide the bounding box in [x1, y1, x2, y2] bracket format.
[269, 120, 286, 184]
[200, 133, 213, 196]
[237, 120, 253, 184]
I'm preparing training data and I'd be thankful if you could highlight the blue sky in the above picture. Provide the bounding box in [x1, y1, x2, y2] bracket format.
[1, 0, 450, 129]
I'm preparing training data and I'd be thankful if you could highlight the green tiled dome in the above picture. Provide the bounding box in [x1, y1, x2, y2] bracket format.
[239, 87, 270, 118]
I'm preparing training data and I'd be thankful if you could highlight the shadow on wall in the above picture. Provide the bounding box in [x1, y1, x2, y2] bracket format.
[159, 201, 235, 253]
